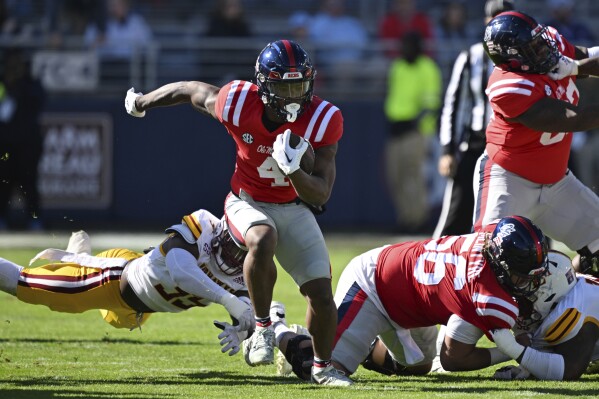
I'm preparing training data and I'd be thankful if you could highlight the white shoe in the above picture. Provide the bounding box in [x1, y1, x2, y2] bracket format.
[270, 301, 287, 325]
[430, 355, 448, 373]
[66, 230, 91, 254]
[276, 324, 311, 376]
[243, 327, 275, 366]
[311, 365, 353, 386]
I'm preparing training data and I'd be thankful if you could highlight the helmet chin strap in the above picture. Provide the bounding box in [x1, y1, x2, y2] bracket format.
[285, 103, 301, 122]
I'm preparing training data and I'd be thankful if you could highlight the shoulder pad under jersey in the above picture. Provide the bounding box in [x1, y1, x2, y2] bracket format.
[164, 223, 196, 245]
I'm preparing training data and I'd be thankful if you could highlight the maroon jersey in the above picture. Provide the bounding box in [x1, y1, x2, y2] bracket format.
[375, 225, 518, 338]
[214, 80, 343, 203]
[485, 27, 578, 184]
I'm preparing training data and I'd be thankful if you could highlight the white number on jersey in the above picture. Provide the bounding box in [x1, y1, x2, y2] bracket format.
[414, 238, 467, 290]
[539, 78, 579, 145]
[257, 157, 289, 187]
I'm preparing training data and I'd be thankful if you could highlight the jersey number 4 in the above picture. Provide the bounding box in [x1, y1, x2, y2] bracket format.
[258, 157, 290, 187]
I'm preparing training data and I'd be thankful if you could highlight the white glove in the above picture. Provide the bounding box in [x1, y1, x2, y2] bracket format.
[493, 365, 531, 380]
[213, 320, 249, 356]
[125, 87, 146, 117]
[490, 329, 526, 359]
[272, 129, 309, 175]
[221, 293, 254, 332]
[547, 56, 579, 80]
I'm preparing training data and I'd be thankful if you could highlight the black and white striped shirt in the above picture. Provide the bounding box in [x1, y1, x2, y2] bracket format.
[439, 42, 494, 156]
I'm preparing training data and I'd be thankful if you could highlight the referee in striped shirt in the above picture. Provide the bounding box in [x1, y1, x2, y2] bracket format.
[433, 0, 514, 238]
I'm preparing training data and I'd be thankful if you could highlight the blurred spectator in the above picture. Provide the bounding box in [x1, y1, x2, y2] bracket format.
[307, 0, 368, 66]
[378, 0, 434, 58]
[205, 0, 251, 38]
[287, 11, 311, 43]
[384, 32, 441, 233]
[434, 0, 478, 75]
[0, 48, 46, 230]
[84, 0, 152, 60]
[0, 0, 36, 41]
[46, 0, 106, 48]
[545, 0, 595, 45]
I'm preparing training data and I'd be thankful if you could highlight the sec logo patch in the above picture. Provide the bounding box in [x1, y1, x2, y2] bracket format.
[242, 133, 254, 144]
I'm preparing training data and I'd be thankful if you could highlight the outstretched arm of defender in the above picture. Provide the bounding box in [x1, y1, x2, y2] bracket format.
[127, 82, 221, 119]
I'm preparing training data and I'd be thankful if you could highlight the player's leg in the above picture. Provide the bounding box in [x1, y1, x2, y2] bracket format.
[536, 173, 599, 277]
[272, 203, 350, 385]
[225, 192, 278, 365]
[472, 154, 540, 230]
[364, 326, 438, 376]
[0, 258, 23, 295]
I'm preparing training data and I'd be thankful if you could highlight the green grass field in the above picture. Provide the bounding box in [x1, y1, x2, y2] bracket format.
[1, 241, 598, 398]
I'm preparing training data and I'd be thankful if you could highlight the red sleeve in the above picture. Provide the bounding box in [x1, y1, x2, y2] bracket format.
[314, 108, 343, 148]
[488, 73, 546, 119]
[214, 82, 234, 124]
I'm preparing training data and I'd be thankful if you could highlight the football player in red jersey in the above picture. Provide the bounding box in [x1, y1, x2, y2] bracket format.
[474, 10, 599, 277]
[124, 40, 350, 385]
[252, 216, 551, 381]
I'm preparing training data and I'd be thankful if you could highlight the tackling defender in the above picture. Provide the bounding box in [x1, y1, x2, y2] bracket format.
[493, 252, 599, 380]
[0, 209, 254, 355]
[222, 216, 551, 381]
[474, 10, 599, 277]
[125, 40, 349, 385]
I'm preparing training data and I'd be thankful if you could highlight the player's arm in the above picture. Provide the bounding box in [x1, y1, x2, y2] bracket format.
[127, 81, 221, 119]
[288, 143, 338, 207]
[551, 322, 599, 380]
[440, 315, 510, 371]
[509, 97, 599, 133]
[161, 234, 253, 331]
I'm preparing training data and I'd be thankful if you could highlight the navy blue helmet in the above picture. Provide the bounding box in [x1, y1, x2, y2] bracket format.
[255, 40, 316, 122]
[485, 215, 549, 298]
[483, 11, 560, 74]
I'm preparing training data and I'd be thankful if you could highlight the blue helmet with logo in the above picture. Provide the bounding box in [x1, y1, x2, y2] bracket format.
[485, 215, 549, 297]
[255, 40, 316, 122]
[483, 11, 560, 74]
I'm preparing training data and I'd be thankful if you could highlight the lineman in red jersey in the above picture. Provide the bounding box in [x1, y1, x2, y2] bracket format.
[267, 216, 550, 380]
[474, 10, 599, 277]
[124, 40, 351, 386]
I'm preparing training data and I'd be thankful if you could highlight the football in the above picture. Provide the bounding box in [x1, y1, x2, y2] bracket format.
[289, 133, 315, 175]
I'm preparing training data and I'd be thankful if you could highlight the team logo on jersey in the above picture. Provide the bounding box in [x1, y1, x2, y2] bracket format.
[242, 133, 254, 144]
[545, 85, 552, 96]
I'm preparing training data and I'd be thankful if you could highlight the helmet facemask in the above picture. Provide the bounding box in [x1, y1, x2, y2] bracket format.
[212, 223, 247, 276]
[510, 26, 560, 74]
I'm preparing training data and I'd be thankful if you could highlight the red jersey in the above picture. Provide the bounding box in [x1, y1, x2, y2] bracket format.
[214, 80, 343, 203]
[375, 226, 518, 338]
[485, 27, 578, 184]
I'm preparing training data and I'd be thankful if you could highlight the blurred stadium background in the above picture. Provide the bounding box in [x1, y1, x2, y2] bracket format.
[1, 0, 598, 234]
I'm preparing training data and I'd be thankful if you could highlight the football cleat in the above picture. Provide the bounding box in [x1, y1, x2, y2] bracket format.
[311, 364, 354, 387]
[243, 326, 275, 366]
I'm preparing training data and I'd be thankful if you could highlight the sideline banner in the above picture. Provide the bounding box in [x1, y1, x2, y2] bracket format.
[38, 113, 113, 209]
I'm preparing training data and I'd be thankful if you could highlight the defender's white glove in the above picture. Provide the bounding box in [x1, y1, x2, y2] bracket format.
[272, 129, 309, 175]
[491, 329, 526, 359]
[125, 87, 146, 117]
[548, 56, 579, 80]
[221, 294, 254, 332]
[213, 320, 249, 356]
[493, 365, 531, 380]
